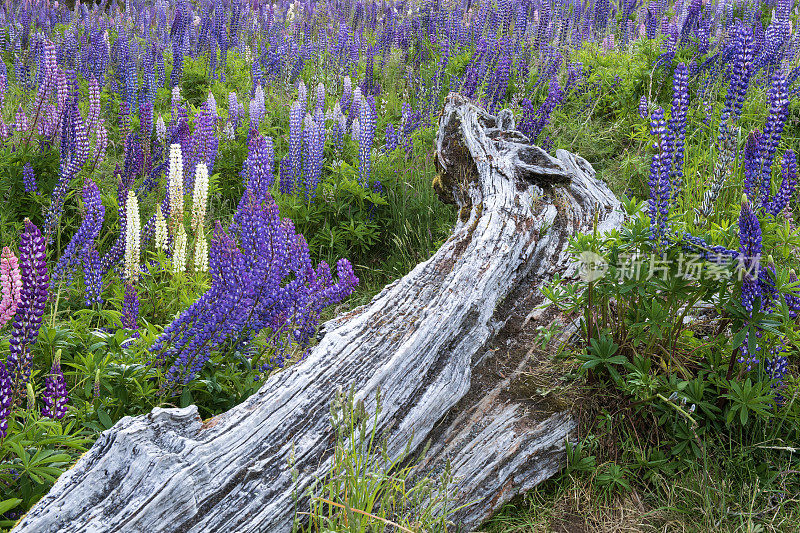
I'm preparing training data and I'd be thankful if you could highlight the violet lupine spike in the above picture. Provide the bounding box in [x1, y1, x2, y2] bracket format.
[638, 95, 649, 120]
[648, 107, 672, 248]
[243, 132, 275, 198]
[302, 114, 326, 200]
[0, 361, 11, 438]
[738, 195, 763, 370]
[29, 39, 57, 134]
[22, 163, 37, 194]
[279, 157, 293, 195]
[743, 130, 762, 200]
[186, 95, 219, 189]
[289, 98, 304, 191]
[784, 269, 800, 317]
[768, 150, 797, 218]
[766, 348, 789, 404]
[719, 23, 754, 140]
[14, 106, 29, 133]
[228, 91, 241, 127]
[46, 94, 90, 240]
[82, 248, 104, 307]
[150, 187, 358, 385]
[758, 71, 789, 210]
[0, 247, 22, 328]
[249, 84, 265, 130]
[668, 62, 689, 199]
[7, 220, 49, 404]
[357, 94, 376, 188]
[51, 178, 105, 290]
[384, 122, 398, 153]
[122, 282, 139, 331]
[41, 358, 68, 420]
[87, 76, 101, 135]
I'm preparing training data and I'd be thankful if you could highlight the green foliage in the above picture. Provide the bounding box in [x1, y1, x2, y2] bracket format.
[0, 141, 60, 244]
[300, 388, 462, 533]
[0, 413, 90, 520]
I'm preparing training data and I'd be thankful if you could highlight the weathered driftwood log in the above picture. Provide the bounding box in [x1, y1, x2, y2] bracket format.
[14, 94, 623, 532]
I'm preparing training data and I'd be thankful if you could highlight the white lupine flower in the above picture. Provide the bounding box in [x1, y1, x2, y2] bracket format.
[156, 115, 166, 144]
[124, 191, 140, 281]
[172, 223, 187, 274]
[206, 92, 218, 119]
[352, 118, 361, 141]
[168, 143, 184, 234]
[194, 233, 208, 273]
[154, 204, 168, 251]
[192, 163, 209, 232]
[250, 84, 266, 126]
[223, 122, 235, 140]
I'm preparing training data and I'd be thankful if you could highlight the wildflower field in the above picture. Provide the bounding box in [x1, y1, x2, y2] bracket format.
[0, 0, 799, 530]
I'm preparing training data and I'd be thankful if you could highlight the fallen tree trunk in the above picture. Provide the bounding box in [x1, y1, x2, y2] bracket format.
[14, 94, 623, 532]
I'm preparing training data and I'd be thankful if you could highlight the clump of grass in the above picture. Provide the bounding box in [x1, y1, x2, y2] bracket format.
[296, 387, 463, 533]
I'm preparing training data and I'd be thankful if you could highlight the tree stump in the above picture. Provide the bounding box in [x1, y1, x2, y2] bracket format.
[14, 94, 623, 532]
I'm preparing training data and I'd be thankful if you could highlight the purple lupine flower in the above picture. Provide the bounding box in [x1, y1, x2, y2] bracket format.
[243, 132, 275, 197]
[520, 75, 564, 141]
[400, 102, 420, 159]
[768, 150, 797, 217]
[289, 98, 304, 191]
[766, 340, 789, 405]
[0, 360, 11, 437]
[738, 195, 762, 370]
[41, 359, 68, 420]
[140, 101, 154, 147]
[384, 122, 398, 153]
[186, 95, 219, 190]
[122, 282, 139, 331]
[668, 63, 689, 198]
[228, 91, 241, 127]
[51, 179, 105, 289]
[314, 83, 325, 118]
[743, 131, 762, 199]
[487, 41, 511, 114]
[87, 76, 101, 135]
[14, 106, 29, 133]
[357, 95, 376, 187]
[739, 195, 762, 313]
[648, 107, 672, 247]
[638, 95, 649, 120]
[7, 220, 49, 403]
[150, 187, 358, 385]
[170, 3, 189, 88]
[784, 269, 800, 317]
[327, 102, 346, 155]
[249, 84, 266, 130]
[341, 76, 353, 116]
[82, 248, 103, 307]
[22, 163, 37, 194]
[759, 71, 789, 209]
[279, 157, 293, 196]
[719, 23, 754, 140]
[302, 114, 326, 200]
[47, 94, 90, 240]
